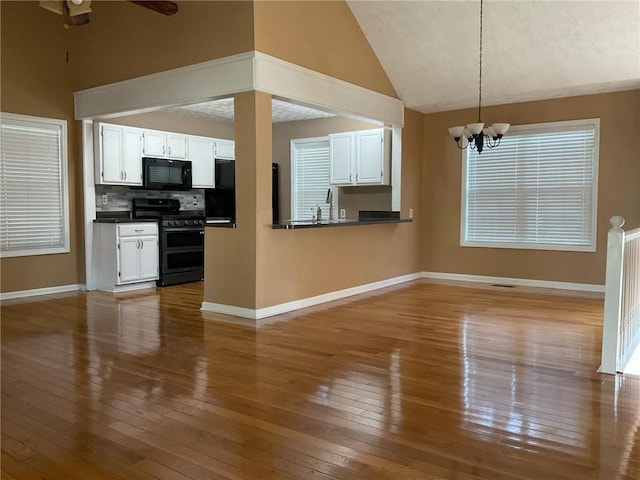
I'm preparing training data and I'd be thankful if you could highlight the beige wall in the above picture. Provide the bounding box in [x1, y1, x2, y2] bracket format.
[272, 116, 385, 220]
[0, 1, 83, 292]
[72, 1, 254, 89]
[423, 90, 640, 285]
[254, 1, 397, 98]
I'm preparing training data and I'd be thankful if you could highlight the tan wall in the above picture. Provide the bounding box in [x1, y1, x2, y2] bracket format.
[256, 107, 424, 308]
[253, 1, 397, 97]
[423, 90, 640, 285]
[106, 111, 234, 139]
[204, 93, 261, 308]
[72, 1, 254, 89]
[0, 1, 83, 292]
[0, 1, 253, 294]
[272, 116, 383, 220]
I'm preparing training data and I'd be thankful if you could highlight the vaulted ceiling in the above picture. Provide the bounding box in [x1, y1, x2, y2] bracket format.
[169, 0, 640, 122]
[347, 0, 640, 113]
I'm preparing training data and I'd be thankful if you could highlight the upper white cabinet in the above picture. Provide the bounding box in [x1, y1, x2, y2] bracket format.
[189, 135, 215, 188]
[329, 128, 390, 186]
[215, 139, 235, 160]
[95, 122, 233, 188]
[95, 123, 143, 186]
[142, 129, 188, 160]
[329, 133, 353, 185]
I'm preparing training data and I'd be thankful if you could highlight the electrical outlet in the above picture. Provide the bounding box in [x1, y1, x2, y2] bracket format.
[192, 195, 198, 206]
[102, 194, 108, 205]
[340, 209, 346, 219]
[409, 208, 414, 219]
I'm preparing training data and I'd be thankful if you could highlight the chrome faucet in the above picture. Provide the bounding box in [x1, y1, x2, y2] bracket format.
[326, 188, 334, 222]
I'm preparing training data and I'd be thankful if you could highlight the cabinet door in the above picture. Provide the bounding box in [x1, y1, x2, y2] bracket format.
[121, 128, 143, 185]
[137, 235, 159, 281]
[118, 237, 141, 284]
[355, 129, 384, 184]
[166, 133, 188, 159]
[100, 124, 124, 183]
[215, 139, 235, 160]
[143, 130, 165, 157]
[189, 136, 215, 188]
[329, 133, 353, 185]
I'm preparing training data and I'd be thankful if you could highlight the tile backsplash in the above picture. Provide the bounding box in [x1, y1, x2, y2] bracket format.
[95, 185, 205, 212]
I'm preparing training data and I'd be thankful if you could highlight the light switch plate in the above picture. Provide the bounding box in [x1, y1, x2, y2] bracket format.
[409, 208, 414, 219]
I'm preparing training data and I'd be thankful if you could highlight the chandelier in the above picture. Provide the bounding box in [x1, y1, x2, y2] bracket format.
[448, 0, 509, 154]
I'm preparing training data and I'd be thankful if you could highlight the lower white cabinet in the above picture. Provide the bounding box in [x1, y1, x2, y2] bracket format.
[94, 222, 159, 292]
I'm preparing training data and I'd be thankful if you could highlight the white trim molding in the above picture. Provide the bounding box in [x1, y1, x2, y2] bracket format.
[253, 52, 404, 126]
[73, 51, 405, 127]
[1, 284, 85, 301]
[422, 271, 604, 294]
[201, 272, 422, 321]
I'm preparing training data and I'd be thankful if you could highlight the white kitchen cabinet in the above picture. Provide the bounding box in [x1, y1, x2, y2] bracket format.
[142, 129, 188, 160]
[94, 222, 158, 292]
[95, 123, 143, 186]
[329, 128, 390, 186]
[214, 139, 235, 160]
[329, 132, 353, 185]
[188, 135, 215, 188]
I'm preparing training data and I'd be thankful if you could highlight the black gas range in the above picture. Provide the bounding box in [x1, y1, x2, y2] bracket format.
[132, 198, 205, 287]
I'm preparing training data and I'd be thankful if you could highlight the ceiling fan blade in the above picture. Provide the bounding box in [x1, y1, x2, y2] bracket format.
[130, 1, 179, 16]
[63, 1, 90, 25]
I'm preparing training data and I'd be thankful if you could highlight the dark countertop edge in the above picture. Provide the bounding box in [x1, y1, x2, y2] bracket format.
[272, 218, 412, 230]
[93, 218, 158, 224]
[205, 222, 237, 229]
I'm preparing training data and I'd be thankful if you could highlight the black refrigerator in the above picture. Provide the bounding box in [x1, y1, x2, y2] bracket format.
[205, 161, 279, 224]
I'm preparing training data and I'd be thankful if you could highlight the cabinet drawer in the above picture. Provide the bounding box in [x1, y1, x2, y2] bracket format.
[117, 223, 158, 237]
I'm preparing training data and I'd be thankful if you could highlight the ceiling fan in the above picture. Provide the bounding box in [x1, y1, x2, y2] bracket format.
[39, 0, 179, 26]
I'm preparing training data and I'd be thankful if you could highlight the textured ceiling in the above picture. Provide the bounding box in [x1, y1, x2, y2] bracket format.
[347, 0, 640, 113]
[168, 98, 334, 123]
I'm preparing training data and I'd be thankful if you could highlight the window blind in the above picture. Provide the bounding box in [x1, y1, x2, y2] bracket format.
[291, 138, 332, 220]
[463, 120, 598, 251]
[0, 115, 69, 257]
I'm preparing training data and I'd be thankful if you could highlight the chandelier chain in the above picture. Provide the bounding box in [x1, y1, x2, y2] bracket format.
[478, 0, 483, 122]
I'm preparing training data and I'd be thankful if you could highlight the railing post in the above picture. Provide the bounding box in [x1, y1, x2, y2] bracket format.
[600, 216, 625, 374]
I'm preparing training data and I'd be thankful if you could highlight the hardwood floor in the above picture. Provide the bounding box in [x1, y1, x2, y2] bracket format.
[1, 281, 639, 480]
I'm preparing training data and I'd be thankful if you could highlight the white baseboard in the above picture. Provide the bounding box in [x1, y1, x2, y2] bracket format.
[201, 272, 423, 321]
[1, 284, 85, 301]
[421, 271, 605, 293]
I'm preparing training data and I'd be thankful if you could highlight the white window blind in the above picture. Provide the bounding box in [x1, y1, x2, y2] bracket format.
[462, 119, 599, 251]
[291, 137, 335, 220]
[0, 113, 69, 257]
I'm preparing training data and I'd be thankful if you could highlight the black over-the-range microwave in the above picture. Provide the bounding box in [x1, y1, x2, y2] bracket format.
[143, 157, 192, 190]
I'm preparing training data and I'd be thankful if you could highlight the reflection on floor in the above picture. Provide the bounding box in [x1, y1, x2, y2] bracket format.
[624, 344, 640, 376]
[1, 280, 639, 480]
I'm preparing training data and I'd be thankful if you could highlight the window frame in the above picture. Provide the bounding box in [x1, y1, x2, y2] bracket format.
[0, 112, 70, 258]
[460, 118, 600, 252]
[290, 136, 337, 220]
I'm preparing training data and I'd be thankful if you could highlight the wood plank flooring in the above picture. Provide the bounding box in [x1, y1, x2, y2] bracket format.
[1, 281, 639, 480]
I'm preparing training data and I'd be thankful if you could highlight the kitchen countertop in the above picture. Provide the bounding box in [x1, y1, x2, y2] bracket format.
[94, 217, 158, 223]
[94, 211, 157, 223]
[272, 218, 412, 230]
